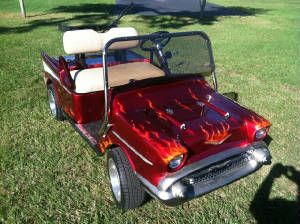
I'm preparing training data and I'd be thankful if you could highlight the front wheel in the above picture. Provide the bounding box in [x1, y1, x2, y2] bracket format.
[107, 147, 146, 211]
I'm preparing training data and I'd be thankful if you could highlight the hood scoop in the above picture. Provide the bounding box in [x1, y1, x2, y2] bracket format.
[158, 99, 235, 146]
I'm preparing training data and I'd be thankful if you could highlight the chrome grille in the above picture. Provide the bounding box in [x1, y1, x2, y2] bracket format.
[182, 153, 250, 185]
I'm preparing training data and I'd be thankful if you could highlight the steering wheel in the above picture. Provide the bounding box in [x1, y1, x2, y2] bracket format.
[140, 31, 171, 51]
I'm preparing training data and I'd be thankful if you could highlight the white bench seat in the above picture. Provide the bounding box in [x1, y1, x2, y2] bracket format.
[70, 62, 164, 93]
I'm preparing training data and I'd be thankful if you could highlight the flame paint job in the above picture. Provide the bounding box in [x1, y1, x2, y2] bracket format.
[99, 135, 113, 153]
[42, 53, 271, 187]
[106, 76, 271, 185]
[251, 114, 271, 131]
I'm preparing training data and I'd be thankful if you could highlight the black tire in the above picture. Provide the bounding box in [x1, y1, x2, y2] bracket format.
[107, 147, 146, 211]
[47, 84, 64, 121]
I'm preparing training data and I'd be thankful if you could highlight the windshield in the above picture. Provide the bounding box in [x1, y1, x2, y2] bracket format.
[104, 31, 215, 87]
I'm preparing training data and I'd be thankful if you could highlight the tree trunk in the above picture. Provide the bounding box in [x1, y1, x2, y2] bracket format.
[19, 0, 26, 18]
[199, 0, 206, 17]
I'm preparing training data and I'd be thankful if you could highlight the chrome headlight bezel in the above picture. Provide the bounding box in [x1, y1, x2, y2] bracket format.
[255, 128, 267, 140]
[169, 155, 184, 170]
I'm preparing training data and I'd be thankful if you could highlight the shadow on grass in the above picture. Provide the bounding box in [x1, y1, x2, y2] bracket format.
[222, 91, 238, 101]
[0, 13, 111, 34]
[0, 3, 269, 34]
[116, 3, 269, 27]
[250, 163, 300, 224]
[263, 135, 273, 147]
[0, 4, 114, 34]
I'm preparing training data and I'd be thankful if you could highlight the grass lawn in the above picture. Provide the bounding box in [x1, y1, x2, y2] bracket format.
[0, 0, 299, 223]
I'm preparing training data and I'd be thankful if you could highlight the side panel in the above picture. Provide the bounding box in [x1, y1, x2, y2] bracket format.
[42, 53, 105, 124]
[72, 91, 105, 124]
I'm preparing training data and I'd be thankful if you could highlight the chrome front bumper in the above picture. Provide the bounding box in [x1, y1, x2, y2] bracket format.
[137, 141, 271, 206]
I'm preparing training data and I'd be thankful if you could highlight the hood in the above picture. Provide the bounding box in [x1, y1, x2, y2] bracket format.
[137, 90, 247, 156]
[113, 78, 270, 162]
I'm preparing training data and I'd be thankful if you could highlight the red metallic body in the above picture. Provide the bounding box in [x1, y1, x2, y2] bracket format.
[44, 72, 104, 123]
[41, 30, 272, 208]
[42, 53, 270, 188]
[101, 76, 270, 186]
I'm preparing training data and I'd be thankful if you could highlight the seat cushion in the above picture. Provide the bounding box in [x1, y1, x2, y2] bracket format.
[70, 68, 104, 93]
[70, 62, 164, 94]
[109, 62, 165, 87]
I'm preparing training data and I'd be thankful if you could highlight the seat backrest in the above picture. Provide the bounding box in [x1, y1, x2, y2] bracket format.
[63, 27, 139, 55]
[63, 29, 102, 55]
[102, 27, 139, 50]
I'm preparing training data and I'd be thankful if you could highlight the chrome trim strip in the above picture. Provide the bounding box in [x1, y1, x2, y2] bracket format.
[112, 131, 153, 166]
[212, 68, 218, 91]
[43, 61, 60, 82]
[158, 141, 267, 191]
[42, 60, 72, 94]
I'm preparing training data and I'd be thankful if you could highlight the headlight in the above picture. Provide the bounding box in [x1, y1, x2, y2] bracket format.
[169, 155, 184, 170]
[251, 148, 271, 164]
[255, 128, 267, 140]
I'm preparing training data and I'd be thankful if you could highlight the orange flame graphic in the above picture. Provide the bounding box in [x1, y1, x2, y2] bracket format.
[99, 136, 113, 153]
[146, 99, 155, 109]
[250, 115, 271, 130]
[200, 121, 231, 145]
[131, 122, 187, 164]
[188, 88, 200, 101]
[117, 101, 127, 114]
[174, 99, 193, 112]
[137, 92, 143, 98]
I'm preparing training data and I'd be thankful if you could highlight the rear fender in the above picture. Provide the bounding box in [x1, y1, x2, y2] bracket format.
[45, 74, 63, 108]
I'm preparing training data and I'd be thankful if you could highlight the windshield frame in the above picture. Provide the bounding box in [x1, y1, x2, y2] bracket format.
[99, 31, 216, 137]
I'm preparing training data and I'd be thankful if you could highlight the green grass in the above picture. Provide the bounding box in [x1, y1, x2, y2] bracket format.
[0, 0, 299, 223]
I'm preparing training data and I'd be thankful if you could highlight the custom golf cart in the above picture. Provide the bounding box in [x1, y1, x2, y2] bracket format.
[41, 10, 271, 210]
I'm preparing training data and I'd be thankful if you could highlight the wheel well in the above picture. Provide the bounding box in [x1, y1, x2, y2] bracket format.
[108, 144, 136, 171]
[46, 80, 62, 107]
[46, 78, 52, 86]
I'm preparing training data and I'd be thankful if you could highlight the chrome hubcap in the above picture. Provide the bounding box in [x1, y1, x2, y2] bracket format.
[48, 89, 57, 117]
[108, 158, 121, 202]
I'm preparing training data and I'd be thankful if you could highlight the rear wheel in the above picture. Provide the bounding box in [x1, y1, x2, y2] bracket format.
[107, 147, 146, 211]
[47, 84, 64, 120]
